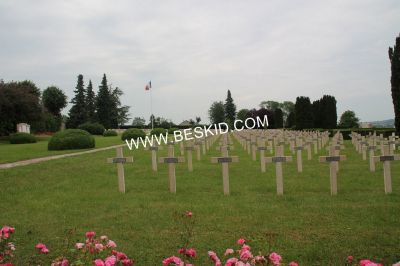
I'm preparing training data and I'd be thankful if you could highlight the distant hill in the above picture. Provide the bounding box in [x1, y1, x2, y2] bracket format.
[365, 119, 394, 128]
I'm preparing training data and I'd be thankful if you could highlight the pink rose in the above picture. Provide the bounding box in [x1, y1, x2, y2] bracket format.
[240, 249, 252, 261]
[115, 252, 128, 260]
[35, 243, 46, 250]
[104, 255, 117, 266]
[95, 243, 104, 251]
[393, 262, 400, 266]
[75, 243, 84, 249]
[86, 231, 96, 238]
[208, 251, 222, 266]
[185, 211, 193, 217]
[121, 259, 133, 266]
[289, 262, 298, 266]
[269, 252, 282, 266]
[107, 240, 117, 248]
[185, 248, 197, 258]
[94, 259, 105, 266]
[41, 247, 49, 254]
[100, 235, 108, 241]
[162, 256, 182, 265]
[347, 256, 353, 263]
[237, 238, 246, 245]
[360, 260, 383, 266]
[225, 257, 238, 266]
[224, 249, 234, 256]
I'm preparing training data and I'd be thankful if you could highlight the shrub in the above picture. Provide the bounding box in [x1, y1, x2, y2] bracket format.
[150, 127, 168, 136]
[48, 129, 95, 150]
[78, 122, 105, 135]
[9, 132, 37, 144]
[121, 128, 146, 141]
[168, 127, 179, 134]
[103, 129, 118, 137]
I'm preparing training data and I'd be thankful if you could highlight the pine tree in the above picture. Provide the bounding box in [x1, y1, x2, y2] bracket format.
[389, 33, 400, 134]
[320, 95, 337, 129]
[295, 96, 314, 129]
[96, 74, 113, 129]
[86, 80, 96, 122]
[274, 108, 284, 128]
[67, 74, 87, 128]
[224, 90, 236, 128]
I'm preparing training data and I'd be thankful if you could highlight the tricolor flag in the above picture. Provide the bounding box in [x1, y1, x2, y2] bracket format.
[145, 81, 151, 91]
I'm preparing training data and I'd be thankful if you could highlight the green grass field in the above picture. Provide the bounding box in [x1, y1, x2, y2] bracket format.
[0, 135, 124, 164]
[1, 136, 399, 265]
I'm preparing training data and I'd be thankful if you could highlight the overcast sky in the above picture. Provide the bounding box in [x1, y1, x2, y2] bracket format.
[1, 0, 399, 124]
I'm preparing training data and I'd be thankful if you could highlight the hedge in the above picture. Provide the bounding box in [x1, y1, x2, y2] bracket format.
[78, 122, 105, 135]
[150, 128, 168, 136]
[121, 128, 146, 141]
[103, 130, 118, 137]
[9, 132, 37, 144]
[48, 129, 95, 150]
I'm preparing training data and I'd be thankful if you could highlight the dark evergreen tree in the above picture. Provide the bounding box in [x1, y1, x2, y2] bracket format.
[86, 80, 96, 122]
[320, 95, 337, 129]
[110, 86, 130, 127]
[285, 111, 295, 128]
[294, 96, 314, 129]
[248, 108, 274, 129]
[96, 74, 113, 129]
[274, 108, 284, 128]
[389, 33, 400, 134]
[312, 99, 322, 128]
[67, 74, 87, 128]
[208, 101, 225, 124]
[224, 90, 236, 128]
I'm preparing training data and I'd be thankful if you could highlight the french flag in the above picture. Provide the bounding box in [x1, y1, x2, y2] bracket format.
[145, 81, 151, 91]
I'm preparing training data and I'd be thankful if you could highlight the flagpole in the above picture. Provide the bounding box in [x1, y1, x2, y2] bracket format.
[150, 86, 153, 130]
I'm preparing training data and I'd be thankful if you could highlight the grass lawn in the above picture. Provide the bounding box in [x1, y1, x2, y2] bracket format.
[0, 135, 124, 164]
[0, 136, 399, 265]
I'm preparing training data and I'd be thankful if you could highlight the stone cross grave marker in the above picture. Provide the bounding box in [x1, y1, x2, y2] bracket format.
[211, 134, 239, 195]
[367, 138, 377, 172]
[265, 145, 292, 195]
[257, 137, 269, 172]
[148, 144, 162, 171]
[194, 140, 202, 161]
[319, 146, 346, 195]
[295, 138, 303, 172]
[158, 142, 185, 193]
[373, 145, 400, 194]
[106, 146, 133, 193]
[185, 143, 194, 172]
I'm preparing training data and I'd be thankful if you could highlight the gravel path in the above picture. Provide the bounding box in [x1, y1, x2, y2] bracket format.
[0, 144, 125, 169]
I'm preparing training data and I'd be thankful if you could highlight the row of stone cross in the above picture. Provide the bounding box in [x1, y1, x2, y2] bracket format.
[351, 131, 400, 194]
[106, 129, 398, 196]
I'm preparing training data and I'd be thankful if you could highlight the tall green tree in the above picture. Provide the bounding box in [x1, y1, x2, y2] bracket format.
[294, 96, 314, 129]
[312, 99, 322, 128]
[285, 111, 295, 128]
[320, 95, 337, 128]
[96, 74, 113, 128]
[389, 33, 400, 134]
[132, 117, 146, 127]
[0, 80, 42, 135]
[42, 86, 67, 117]
[338, 110, 359, 128]
[224, 90, 236, 128]
[67, 74, 87, 128]
[110, 86, 130, 127]
[237, 109, 250, 121]
[208, 101, 225, 124]
[274, 108, 284, 128]
[86, 80, 96, 122]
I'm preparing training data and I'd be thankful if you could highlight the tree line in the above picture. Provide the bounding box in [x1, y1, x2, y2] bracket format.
[66, 74, 130, 129]
[0, 74, 129, 135]
[208, 92, 360, 129]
